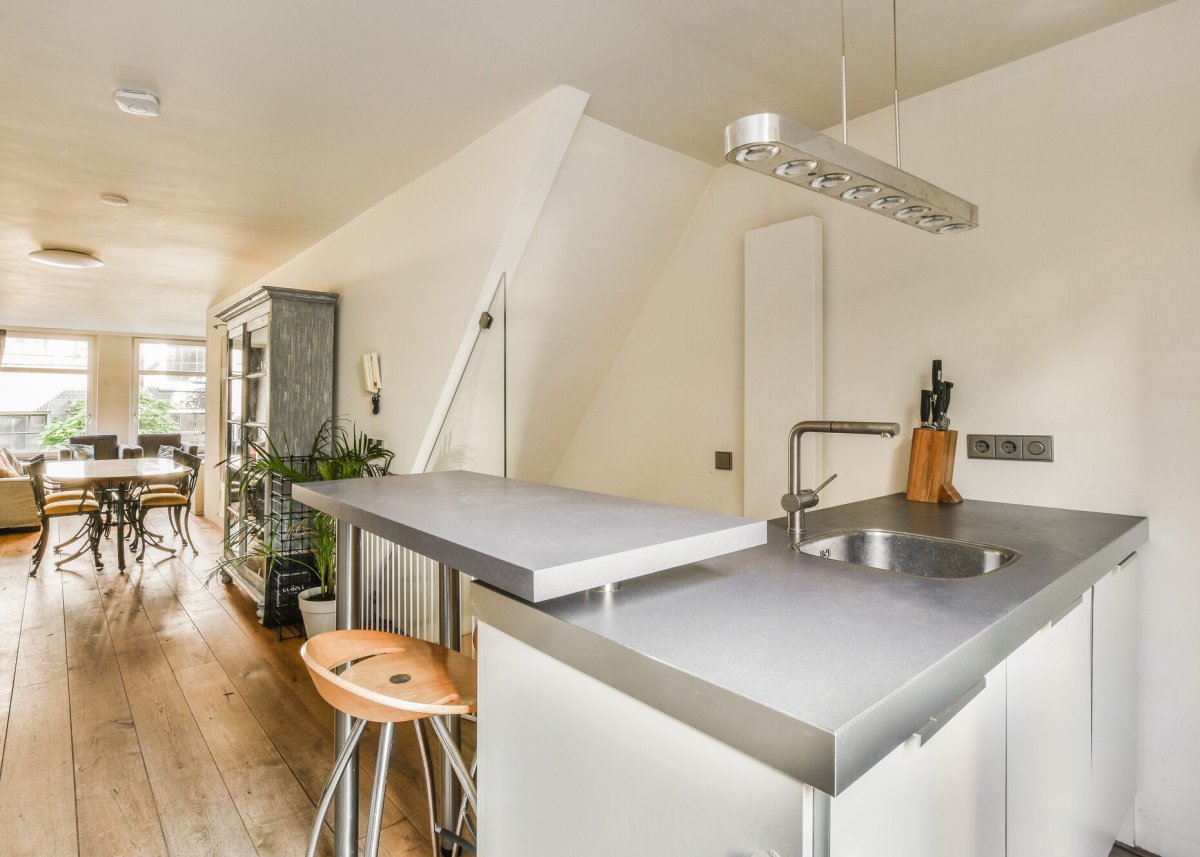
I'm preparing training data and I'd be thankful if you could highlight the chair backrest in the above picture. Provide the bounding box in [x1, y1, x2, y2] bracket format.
[138, 433, 183, 458]
[67, 434, 119, 460]
[174, 449, 202, 500]
[24, 455, 48, 512]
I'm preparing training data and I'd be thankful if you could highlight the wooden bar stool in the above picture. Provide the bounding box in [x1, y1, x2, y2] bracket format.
[300, 629, 478, 857]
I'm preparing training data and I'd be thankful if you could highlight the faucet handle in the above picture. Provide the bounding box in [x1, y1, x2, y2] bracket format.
[812, 473, 838, 496]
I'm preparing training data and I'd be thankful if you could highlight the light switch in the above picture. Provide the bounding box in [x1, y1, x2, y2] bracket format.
[714, 451, 733, 471]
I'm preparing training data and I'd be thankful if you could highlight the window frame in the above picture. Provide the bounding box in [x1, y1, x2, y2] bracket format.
[131, 337, 207, 447]
[0, 328, 96, 453]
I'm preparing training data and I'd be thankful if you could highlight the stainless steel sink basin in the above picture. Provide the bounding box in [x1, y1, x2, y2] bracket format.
[796, 528, 1020, 578]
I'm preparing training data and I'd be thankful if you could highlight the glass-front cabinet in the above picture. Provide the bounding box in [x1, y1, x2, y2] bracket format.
[216, 287, 338, 615]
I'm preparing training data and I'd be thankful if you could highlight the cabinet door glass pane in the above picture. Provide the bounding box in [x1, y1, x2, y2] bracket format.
[228, 379, 244, 422]
[228, 335, 243, 375]
[248, 326, 269, 375]
[246, 376, 268, 425]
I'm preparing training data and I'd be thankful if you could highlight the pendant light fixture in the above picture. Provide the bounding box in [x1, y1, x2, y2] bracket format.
[724, 0, 978, 234]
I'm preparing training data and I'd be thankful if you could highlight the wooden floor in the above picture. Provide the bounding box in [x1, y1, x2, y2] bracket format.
[0, 514, 463, 857]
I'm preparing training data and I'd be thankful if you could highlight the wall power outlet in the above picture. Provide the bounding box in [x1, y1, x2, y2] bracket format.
[967, 435, 1054, 462]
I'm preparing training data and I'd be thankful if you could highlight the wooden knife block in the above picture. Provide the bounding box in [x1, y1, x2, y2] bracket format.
[906, 428, 963, 504]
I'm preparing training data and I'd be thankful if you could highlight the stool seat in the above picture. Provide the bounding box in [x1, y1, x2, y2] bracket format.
[301, 629, 479, 857]
[301, 629, 476, 724]
[139, 492, 189, 507]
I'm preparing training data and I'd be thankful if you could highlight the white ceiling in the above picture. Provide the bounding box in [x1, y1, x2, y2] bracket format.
[0, 0, 1173, 337]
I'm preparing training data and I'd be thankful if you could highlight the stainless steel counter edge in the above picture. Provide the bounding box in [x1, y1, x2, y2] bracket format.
[472, 582, 840, 793]
[834, 516, 1147, 793]
[472, 515, 1148, 797]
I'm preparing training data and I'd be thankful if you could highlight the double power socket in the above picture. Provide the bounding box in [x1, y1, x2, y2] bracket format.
[966, 434, 1054, 462]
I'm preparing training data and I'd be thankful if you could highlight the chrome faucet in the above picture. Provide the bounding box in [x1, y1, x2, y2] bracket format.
[782, 420, 901, 545]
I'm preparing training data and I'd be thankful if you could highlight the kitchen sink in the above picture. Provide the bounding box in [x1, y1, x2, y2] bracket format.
[796, 528, 1019, 578]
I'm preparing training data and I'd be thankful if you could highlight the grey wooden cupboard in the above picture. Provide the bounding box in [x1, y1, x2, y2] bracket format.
[215, 286, 338, 612]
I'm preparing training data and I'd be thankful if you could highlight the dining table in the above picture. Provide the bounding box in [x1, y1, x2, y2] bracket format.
[44, 457, 192, 570]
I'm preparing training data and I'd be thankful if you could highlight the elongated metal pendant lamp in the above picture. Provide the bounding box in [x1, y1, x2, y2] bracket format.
[724, 1, 978, 234]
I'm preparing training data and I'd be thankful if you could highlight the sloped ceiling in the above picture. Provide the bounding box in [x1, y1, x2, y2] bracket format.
[0, 0, 1174, 335]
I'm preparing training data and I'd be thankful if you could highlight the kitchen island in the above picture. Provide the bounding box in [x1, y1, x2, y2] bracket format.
[471, 493, 1146, 857]
[298, 472, 1146, 857]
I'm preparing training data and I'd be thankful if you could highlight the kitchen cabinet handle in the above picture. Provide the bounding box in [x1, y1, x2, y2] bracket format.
[914, 678, 986, 747]
[1050, 594, 1084, 627]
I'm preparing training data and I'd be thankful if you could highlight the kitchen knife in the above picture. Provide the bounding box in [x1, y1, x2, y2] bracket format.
[920, 389, 934, 427]
[936, 381, 953, 430]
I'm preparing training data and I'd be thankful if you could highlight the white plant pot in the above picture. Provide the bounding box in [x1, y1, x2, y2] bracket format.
[298, 586, 337, 638]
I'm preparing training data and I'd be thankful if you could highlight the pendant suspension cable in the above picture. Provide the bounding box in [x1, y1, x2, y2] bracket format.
[840, 0, 848, 144]
[892, 0, 902, 168]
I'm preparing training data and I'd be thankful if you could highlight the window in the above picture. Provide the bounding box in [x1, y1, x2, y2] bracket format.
[0, 334, 92, 452]
[135, 340, 206, 451]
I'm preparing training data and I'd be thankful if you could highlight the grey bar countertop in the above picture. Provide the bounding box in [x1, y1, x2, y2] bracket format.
[292, 471, 766, 601]
[473, 493, 1147, 795]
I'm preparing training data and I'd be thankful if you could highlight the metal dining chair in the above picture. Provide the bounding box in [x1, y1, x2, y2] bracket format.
[133, 450, 201, 560]
[26, 455, 104, 576]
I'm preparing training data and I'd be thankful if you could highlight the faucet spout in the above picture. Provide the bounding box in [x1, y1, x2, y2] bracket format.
[783, 420, 901, 544]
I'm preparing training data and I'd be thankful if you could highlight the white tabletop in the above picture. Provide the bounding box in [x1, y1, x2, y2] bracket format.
[45, 457, 190, 485]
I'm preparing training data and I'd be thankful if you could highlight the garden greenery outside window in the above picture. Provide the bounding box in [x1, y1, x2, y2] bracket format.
[135, 339, 206, 452]
[0, 333, 93, 453]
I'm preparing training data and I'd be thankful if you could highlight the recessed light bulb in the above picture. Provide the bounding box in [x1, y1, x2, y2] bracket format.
[99, 193, 129, 207]
[894, 205, 932, 219]
[917, 215, 952, 228]
[841, 185, 882, 201]
[937, 223, 975, 234]
[809, 173, 851, 189]
[774, 159, 818, 178]
[735, 144, 780, 163]
[868, 196, 907, 210]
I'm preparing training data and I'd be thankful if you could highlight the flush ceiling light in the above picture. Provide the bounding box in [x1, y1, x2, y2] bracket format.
[724, 0, 977, 234]
[28, 249, 104, 269]
[114, 89, 161, 117]
[99, 193, 129, 206]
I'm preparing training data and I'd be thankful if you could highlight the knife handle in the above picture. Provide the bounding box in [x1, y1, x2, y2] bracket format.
[920, 389, 933, 425]
[941, 382, 953, 417]
[932, 359, 942, 392]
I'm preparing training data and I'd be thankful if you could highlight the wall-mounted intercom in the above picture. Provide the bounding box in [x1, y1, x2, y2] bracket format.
[362, 352, 382, 414]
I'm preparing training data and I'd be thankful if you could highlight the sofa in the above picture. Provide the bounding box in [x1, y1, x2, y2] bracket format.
[0, 450, 38, 530]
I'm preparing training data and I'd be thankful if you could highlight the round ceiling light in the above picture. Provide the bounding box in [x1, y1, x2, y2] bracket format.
[99, 193, 129, 207]
[28, 249, 104, 269]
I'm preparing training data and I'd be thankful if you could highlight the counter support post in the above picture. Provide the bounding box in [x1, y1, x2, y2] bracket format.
[438, 562, 462, 855]
[333, 522, 361, 857]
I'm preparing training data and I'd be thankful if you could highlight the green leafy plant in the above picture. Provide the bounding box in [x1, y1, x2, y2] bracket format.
[37, 399, 87, 447]
[137, 389, 178, 434]
[212, 417, 393, 600]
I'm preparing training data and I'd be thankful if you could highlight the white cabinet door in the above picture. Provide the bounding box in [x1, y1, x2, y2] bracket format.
[1088, 556, 1139, 849]
[829, 663, 1007, 857]
[476, 624, 809, 857]
[1008, 587, 1094, 857]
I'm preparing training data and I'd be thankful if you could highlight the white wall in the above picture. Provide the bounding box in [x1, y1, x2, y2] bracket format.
[506, 116, 712, 482]
[551, 2, 1200, 852]
[204, 86, 587, 507]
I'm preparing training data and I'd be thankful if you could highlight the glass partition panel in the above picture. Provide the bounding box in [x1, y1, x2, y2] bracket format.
[425, 275, 507, 476]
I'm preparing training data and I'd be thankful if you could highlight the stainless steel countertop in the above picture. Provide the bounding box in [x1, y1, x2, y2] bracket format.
[473, 493, 1147, 795]
[292, 471, 765, 601]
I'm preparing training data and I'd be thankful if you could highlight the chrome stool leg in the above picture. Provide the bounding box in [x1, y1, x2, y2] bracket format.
[306, 718, 368, 857]
[414, 720, 441, 857]
[364, 721, 395, 857]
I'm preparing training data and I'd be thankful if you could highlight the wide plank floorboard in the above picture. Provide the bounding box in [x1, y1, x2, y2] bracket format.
[0, 513, 457, 856]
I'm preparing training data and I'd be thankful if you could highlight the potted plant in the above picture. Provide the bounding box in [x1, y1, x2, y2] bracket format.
[213, 417, 393, 637]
